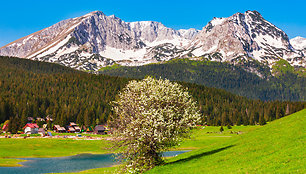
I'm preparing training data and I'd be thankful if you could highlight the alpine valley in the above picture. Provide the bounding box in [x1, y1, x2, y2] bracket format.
[0, 10, 305, 73]
[0, 8, 306, 174]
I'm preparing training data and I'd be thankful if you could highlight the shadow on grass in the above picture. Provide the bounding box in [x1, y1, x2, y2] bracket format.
[167, 145, 235, 165]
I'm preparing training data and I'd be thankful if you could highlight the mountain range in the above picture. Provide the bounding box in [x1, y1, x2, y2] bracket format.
[0, 10, 305, 73]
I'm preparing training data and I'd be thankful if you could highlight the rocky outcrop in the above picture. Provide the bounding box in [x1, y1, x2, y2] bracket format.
[0, 10, 304, 72]
[188, 11, 304, 67]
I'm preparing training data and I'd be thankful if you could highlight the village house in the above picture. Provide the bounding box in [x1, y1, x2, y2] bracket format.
[69, 122, 77, 127]
[94, 125, 106, 135]
[69, 122, 80, 133]
[23, 123, 39, 134]
[67, 127, 75, 133]
[74, 126, 81, 133]
[53, 125, 66, 133]
[1, 124, 8, 133]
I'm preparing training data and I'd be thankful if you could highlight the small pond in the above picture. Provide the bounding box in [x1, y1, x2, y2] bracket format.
[0, 151, 189, 174]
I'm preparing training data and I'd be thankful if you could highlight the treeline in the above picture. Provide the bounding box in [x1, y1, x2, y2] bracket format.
[0, 56, 130, 133]
[0, 56, 305, 133]
[99, 59, 306, 101]
[183, 82, 305, 126]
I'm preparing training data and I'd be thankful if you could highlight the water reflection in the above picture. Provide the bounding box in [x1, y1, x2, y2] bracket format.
[0, 151, 189, 174]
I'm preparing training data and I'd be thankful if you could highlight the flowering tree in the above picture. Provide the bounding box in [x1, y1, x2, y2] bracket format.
[109, 76, 201, 173]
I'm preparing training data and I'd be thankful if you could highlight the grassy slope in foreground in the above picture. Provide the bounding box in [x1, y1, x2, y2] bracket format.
[60, 126, 259, 174]
[147, 109, 306, 174]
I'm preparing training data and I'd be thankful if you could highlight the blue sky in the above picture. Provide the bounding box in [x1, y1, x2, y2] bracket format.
[0, 0, 305, 47]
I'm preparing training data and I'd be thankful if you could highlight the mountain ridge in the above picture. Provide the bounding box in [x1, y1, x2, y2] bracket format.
[0, 10, 305, 72]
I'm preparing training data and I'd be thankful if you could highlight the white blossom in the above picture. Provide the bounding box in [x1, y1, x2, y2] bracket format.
[109, 76, 201, 173]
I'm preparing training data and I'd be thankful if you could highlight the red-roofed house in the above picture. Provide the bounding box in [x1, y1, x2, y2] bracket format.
[2, 124, 8, 132]
[23, 123, 39, 134]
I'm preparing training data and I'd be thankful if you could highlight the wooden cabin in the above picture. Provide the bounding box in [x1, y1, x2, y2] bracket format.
[69, 122, 77, 127]
[68, 122, 80, 133]
[53, 125, 66, 133]
[67, 127, 75, 133]
[94, 125, 106, 135]
[74, 126, 81, 133]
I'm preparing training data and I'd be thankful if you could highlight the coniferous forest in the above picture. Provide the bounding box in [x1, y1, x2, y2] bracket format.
[0, 56, 305, 133]
[99, 59, 306, 101]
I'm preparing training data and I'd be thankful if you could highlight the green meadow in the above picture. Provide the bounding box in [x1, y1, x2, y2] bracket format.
[147, 109, 306, 174]
[0, 137, 112, 167]
[0, 109, 305, 173]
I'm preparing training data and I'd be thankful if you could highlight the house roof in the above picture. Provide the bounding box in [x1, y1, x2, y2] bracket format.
[68, 127, 75, 132]
[23, 123, 39, 129]
[70, 122, 77, 126]
[2, 124, 7, 130]
[74, 126, 81, 130]
[95, 125, 105, 131]
[54, 125, 66, 131]
[54, 125, 60, 128]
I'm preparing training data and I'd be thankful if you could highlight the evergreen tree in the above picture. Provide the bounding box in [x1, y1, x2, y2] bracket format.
[259, 114, 266, 125]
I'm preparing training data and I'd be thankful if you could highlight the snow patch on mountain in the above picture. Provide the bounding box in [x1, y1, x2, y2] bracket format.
[290, 36, 306, 50]
[0, 10, 304, 73]
[210, 17, 226, 26]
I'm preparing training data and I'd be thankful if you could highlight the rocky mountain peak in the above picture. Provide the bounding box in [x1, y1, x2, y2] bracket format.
[0, 10, 304, 72]
[189, 10, 304, 67]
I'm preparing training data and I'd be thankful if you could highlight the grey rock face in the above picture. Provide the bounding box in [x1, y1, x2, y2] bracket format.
[188, 11, 305, 67]
[72, 11, 144, 52]
[0, 10, 304, 72]
[129, 21, 179, 43]
[0, 18, 78, 58]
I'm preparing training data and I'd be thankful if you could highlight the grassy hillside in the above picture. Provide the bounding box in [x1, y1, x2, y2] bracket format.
[61, 109, 305, 174]
[99, 59, 306, 101]
[147, 109, 306, 173]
